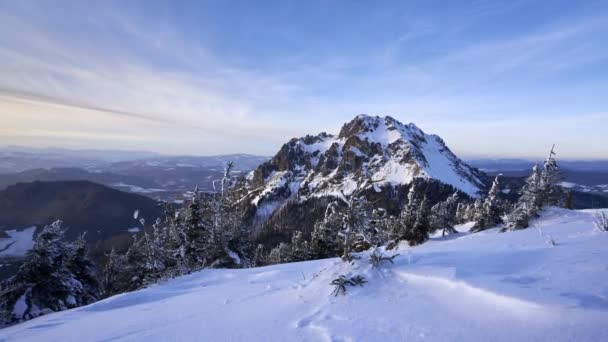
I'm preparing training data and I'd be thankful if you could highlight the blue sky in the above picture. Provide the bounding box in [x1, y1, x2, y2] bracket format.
[0, 0, 607, 159]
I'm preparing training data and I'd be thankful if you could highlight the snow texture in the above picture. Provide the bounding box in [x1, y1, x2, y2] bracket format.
[0, 227, 36, 257]
[1, 208, 607, 341]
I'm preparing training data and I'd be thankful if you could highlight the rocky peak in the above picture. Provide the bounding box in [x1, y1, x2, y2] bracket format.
[246, 115, 486, 223]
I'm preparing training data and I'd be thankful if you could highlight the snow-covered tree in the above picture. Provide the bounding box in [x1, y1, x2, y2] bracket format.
[310, 201, 343, 259]
[289, 231, 312, 262]
[470, 176, 503, 232]
[505, 147, 564, 231]
[267, 242, 292, 264]
[541, 145, 562, 206]
[0, 221, 99, 325]
[335, 177, 381, 261]
[101, 247, 126, 297]
[252, 244, 267, 266]
[430, 192, 460, 236]
[183, 186, 205, 268]
[66, 232, 100, 305]
[389, 183, 431, 246]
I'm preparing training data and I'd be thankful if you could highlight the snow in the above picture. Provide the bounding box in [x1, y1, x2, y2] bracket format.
[225, 248, 241, 265]
[251, 171, 289, 206]
[65, 296, 76, 306]
[417, 135, 481, 197]
[5, 208, 608, 341]
[0, 226, 36, 257]
[112, 183, 166, 194]
[559, 181, 578, 188]
[298, 135, 339, 156]
[314, 115, 483, 198]
[12, 294, 27, 318]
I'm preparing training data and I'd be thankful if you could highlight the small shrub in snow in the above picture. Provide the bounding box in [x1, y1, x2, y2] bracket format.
[369, 248, 399, 268]
[349, 275, 367, 287]
[330, 275, 367, 296]
[594, 212, 608, 232]
[330, 276, 350, 296]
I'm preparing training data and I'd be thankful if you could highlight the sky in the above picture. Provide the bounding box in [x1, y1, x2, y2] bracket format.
[0, 0, 607, 159]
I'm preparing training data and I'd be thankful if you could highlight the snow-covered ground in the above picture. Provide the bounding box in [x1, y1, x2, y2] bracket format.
[0, 227, 36, 257]
[2, 208, 608, 341]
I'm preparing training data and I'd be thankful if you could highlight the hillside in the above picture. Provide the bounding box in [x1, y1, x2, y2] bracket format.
[0, 180, 163, 242]
[2, 207, 606, 341]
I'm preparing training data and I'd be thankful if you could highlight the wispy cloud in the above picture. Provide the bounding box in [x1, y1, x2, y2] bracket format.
[0, 1, 607, 158]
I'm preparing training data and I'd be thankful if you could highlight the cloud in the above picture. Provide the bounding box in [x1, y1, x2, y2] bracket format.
[0, 1, 607, 158]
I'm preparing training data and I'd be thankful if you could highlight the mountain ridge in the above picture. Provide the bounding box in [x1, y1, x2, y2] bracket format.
[247, 115, 486, 222]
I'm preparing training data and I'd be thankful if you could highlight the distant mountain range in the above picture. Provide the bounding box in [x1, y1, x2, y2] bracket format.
[0, 149, 269, 201]
[467, 158, 608, 172]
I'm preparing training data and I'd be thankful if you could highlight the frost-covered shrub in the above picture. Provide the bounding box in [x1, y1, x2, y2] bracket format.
[594, 212, 608, 232]
[0, 221, 99, 326]
[369, 248, 398, 268]
[330, 275, 367, 296]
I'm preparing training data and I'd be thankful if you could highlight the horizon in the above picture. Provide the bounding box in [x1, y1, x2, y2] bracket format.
[3, 142, 608, 163]
[1, 1, 607, 159]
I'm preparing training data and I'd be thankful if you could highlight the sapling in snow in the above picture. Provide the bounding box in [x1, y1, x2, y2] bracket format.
[594, 212, 608, 232]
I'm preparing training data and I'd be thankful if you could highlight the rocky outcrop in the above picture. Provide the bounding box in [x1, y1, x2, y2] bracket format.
[241, 114, 488, 245]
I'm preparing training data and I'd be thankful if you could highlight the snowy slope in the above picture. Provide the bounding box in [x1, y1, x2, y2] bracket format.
[2, 208, 608, 341]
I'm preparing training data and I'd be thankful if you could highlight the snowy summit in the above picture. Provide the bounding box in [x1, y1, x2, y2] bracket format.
[248, 115, 485, 222]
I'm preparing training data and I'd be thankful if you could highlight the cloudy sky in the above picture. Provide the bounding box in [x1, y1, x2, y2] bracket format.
[1, 0, 607, 159]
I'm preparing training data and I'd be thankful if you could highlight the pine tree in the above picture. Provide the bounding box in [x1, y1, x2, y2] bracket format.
[66, 232, 100, 306]
[504, 164, 544, 230]
[0, 221, 98, 325]
[389, 183, 431, 247]
[336, 177, 380, 261]
[290, 231, 312, 261]
[431, 192, 460, 236]
[541, 145, 562, 206]
[267, 242, 292, 264]
[183, 186, 205, 268]
[101, 247, 126, 297]
[390, 183, 419, 242]
[409, 196, 431, 245]
[252, 244, 266, 266]
[470, 176, 502, 232]
[310, 201, 343, 258]
[200, 161, 249, 268]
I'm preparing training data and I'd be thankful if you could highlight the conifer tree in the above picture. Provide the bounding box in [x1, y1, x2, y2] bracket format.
[310, 201, 343, 258]
[0, 221, 99, 325]
[431, 192, 460, 236]
[505, 162, 548, 230]
[389, 183, 431, 246]
[541, 145, 562, 206]
[470, 175, 502, 232]
[66, 232, 100, 305]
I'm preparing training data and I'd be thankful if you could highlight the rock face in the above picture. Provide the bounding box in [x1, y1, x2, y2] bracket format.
[244, 115, 487, 242]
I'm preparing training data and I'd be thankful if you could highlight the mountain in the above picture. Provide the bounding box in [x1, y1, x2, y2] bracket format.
[2, 207, 606, 341]
[0, 180, 164, 280]
[243, 115, 486, 243]
[468, 158, 608, 172]
[0, 146, 161, 174]
[0, 154, 269, 202]
[0, 180, 162, 242]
